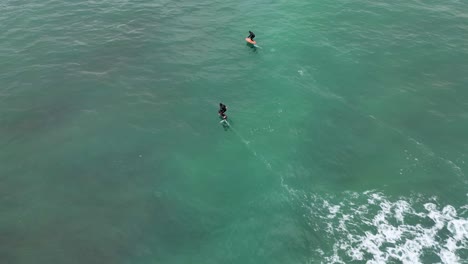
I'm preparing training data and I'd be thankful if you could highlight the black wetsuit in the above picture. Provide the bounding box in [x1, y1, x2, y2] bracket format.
[247, 31, 255, 41]
[219, 103, 227, 119]
[219, 104, 227, 114]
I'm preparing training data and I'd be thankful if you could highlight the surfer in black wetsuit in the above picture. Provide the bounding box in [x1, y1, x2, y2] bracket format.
[219, 103, 227, 119]
[247, 31, 255, 41]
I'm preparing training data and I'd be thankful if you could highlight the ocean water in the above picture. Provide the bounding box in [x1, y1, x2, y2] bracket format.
[1, 0, 467, 263]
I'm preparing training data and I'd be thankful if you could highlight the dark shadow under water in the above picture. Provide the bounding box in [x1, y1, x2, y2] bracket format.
[246, 43, 258, 52]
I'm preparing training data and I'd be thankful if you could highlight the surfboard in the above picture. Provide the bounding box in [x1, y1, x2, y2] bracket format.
[245, 38, 256, 45]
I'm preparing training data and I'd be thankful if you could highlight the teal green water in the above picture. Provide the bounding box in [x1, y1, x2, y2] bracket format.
[1, 0, 468, 263]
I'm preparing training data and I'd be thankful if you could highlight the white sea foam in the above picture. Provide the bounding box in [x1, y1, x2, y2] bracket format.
[295, 191, 468, 263]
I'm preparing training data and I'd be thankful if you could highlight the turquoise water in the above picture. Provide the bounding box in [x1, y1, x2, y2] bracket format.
[1, 0, 467, 263]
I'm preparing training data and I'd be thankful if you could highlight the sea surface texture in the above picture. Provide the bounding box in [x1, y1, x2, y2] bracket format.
[1, 0, 467, 263]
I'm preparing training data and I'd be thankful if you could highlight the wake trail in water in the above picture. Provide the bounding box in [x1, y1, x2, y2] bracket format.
[222, 120, 273, 171]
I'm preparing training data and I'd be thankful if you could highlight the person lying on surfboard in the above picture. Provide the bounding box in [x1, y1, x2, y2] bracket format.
[247, 31, 255, 41]
[219, 103, 227, 120]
